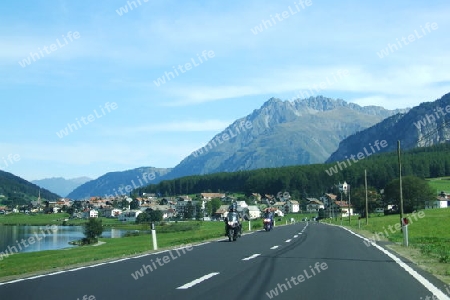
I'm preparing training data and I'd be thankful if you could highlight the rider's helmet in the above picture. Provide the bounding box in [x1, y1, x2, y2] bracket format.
[229, 202, 237, 212]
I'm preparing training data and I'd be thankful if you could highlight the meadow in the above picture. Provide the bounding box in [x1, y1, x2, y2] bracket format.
[427, 176, 450, 194]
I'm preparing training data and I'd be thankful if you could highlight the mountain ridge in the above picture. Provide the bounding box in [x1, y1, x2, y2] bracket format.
[162, 95, 406, 180]
[326, 93, 450, 162]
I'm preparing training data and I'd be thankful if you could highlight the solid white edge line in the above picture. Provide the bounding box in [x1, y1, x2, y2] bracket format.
[193, 242, 211, 247]
[108, 258, 130, 264]
[6, 279, 24, 284]
[26, 275, 45, 279]
[176, 272, 220, 289]
[0, 238, 213, 286]
[134, 254, 151, 258]
[340, 226, 450, 300]
[48, 271, 65, 276]
[69, 267, 86, 271]
[90, 263, 107, 267]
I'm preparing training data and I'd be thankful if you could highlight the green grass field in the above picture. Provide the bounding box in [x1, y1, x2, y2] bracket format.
[427, 176, 450, 194]
[0, 212, 72, 225]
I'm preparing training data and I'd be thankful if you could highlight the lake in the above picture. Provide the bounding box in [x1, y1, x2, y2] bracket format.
[0, 225, 128, 254]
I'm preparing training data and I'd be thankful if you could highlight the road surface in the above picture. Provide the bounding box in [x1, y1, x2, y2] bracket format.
[1, 222, 449, 300]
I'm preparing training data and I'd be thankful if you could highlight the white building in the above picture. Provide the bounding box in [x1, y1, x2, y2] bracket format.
[306, 198, 324, 213]
[118, 210, 142, 222]
[246, 206, 261, 219]
[102, 208, 122, 218]
[236, 201, 248, 209]
[425, 196, 449, 209]
[83, 209, 99, 218]
[286, 200, 300, 213]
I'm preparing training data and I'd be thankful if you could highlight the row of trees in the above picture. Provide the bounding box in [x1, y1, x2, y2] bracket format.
[137, 144, 450, 205]
[347, 176, 435, 214]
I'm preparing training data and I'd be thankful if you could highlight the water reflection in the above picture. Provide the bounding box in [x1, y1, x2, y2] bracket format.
[0, 225, 127, 254]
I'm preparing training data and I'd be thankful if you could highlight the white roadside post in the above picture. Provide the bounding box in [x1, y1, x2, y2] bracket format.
[151, 222, 158, 250]
[402, 218, 409, 247]
[249, 220, 251, 231]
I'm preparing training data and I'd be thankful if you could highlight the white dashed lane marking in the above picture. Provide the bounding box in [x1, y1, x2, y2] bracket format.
[242, 254, 261, 261]
[176, 272, 220, 290]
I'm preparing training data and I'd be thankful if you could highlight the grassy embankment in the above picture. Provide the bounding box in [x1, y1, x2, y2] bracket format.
[326, 208, 450, 283]
[0, 213, 306, 281]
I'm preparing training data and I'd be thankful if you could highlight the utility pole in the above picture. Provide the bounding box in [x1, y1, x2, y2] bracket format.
[365, 169, 369, 225]
[397, 141, 404, 229]
[348, 184, 351, 225]
[398, 140, 408, 247]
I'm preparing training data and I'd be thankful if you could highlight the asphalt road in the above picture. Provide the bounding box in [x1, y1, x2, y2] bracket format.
[1, 222, 449, 300]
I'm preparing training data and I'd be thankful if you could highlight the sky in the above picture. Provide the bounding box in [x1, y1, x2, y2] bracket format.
[0, 0, 449, 182]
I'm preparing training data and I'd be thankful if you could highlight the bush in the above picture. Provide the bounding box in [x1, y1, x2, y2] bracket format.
[156, 222, 201, 233]
[124, 230, 140, 237]
[80, 237, 98, 245]
[438, 248, 450, 263]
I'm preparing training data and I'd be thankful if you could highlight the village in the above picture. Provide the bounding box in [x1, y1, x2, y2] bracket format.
[1, 181, 448, 222]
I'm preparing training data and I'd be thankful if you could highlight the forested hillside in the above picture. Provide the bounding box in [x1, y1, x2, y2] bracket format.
[138, 143, 450, 198]
[0, 170, 60, 207]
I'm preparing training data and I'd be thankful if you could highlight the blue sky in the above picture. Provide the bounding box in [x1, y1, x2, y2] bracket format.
[1, 0, 449, 181]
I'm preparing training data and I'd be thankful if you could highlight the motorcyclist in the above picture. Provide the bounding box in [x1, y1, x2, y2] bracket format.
[224, 202, 242, 237]
[263, 208, 274, 228]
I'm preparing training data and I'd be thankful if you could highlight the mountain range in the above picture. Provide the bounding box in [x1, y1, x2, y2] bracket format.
[327, 92, 450, 162]
[66, 167, 171, 200]
[162, 96, 406, 180]
[32, 177, 92, 197]
[26, 94, 450, 200]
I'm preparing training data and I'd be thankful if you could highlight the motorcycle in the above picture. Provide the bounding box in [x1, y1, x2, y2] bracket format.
[226, 212, 241, 242]
[263, 212, 274, 231]
[263, 218, 273, 231]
